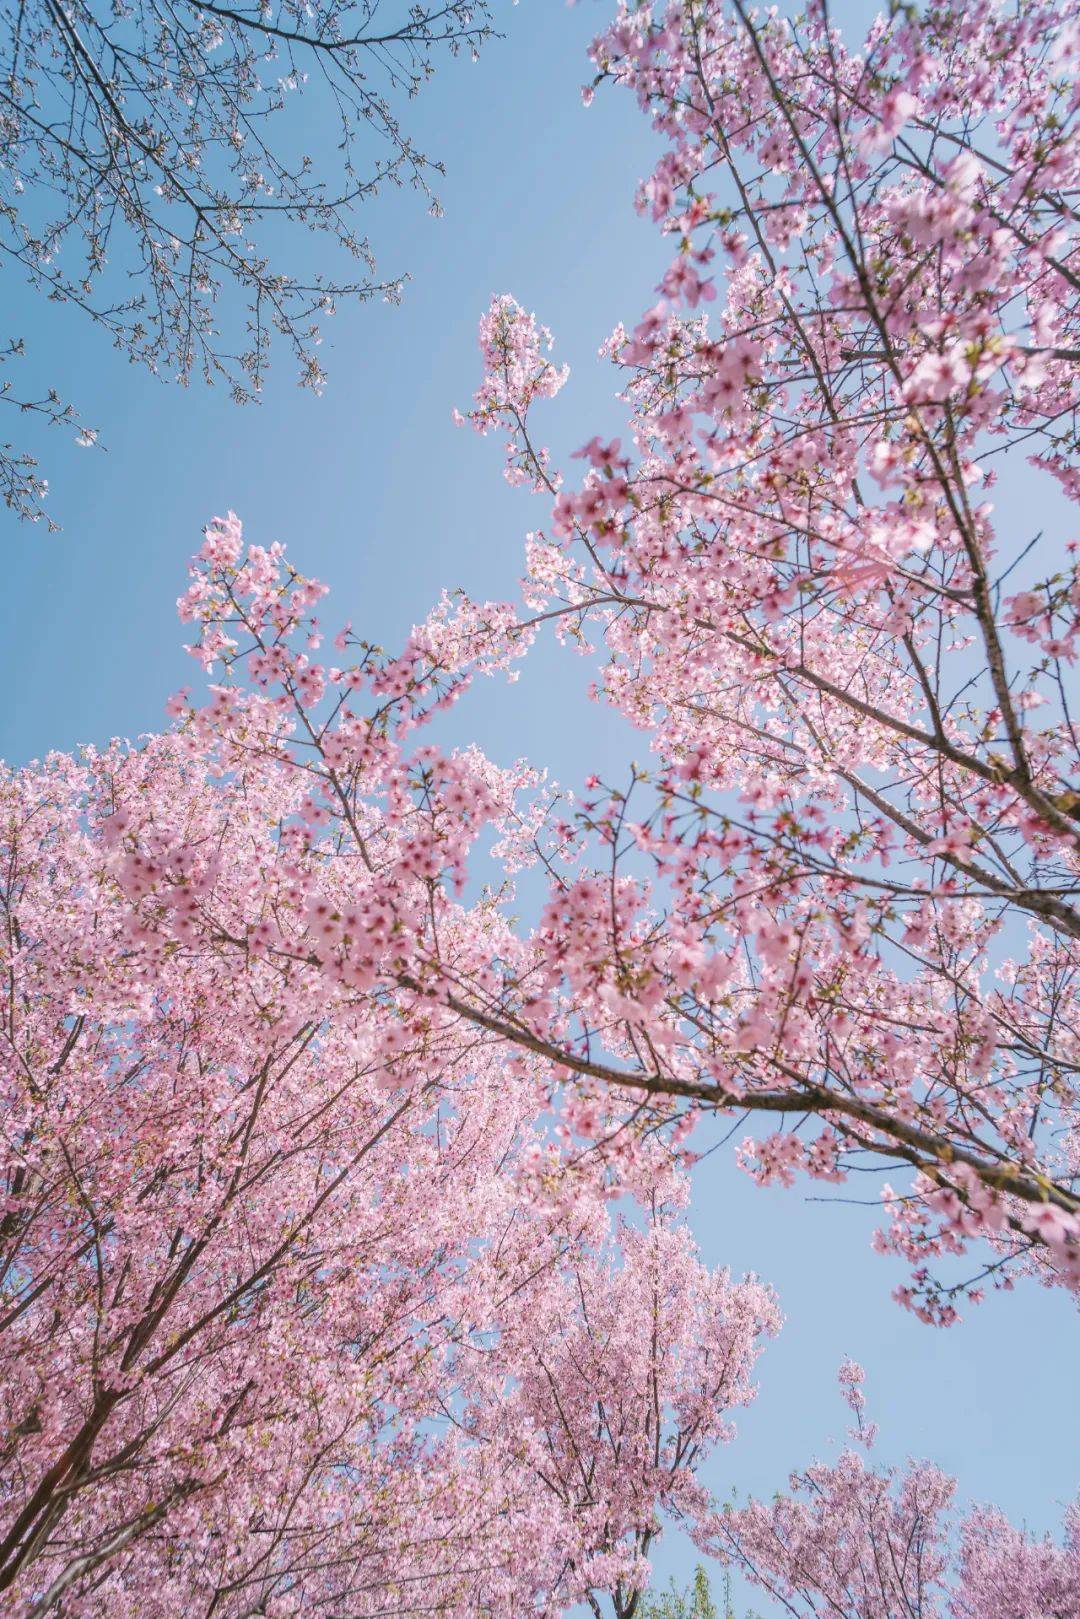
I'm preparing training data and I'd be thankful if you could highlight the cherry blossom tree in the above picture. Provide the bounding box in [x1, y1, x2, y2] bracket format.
[0, 554, 780, 1616]
[701, 1363, 1080, 1619]
[453, 1195, 779, 1618]
[0, 0, 494, 524]
[0, 720, 545, 1613]
[443, 0, 1080, 1322]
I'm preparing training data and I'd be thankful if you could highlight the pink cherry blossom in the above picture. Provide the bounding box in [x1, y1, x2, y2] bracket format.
[444, 0, 1080, 1321]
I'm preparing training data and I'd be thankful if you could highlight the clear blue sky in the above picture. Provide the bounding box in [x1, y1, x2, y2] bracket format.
[3, 0, 1075, 1606]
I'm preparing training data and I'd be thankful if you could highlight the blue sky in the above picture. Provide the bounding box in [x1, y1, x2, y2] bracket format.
[3, 0, 1076, 1605]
